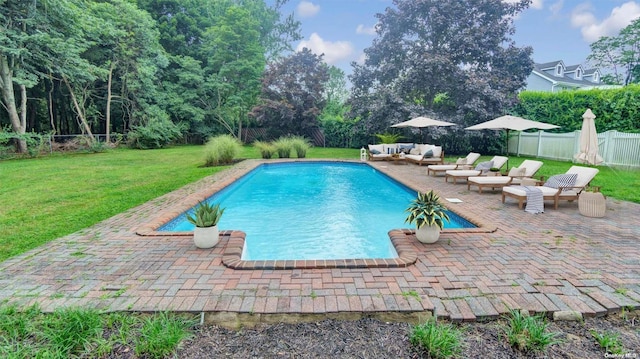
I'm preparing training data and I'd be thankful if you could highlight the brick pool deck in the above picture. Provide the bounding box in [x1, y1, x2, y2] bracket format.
[1, 159, 639, 327]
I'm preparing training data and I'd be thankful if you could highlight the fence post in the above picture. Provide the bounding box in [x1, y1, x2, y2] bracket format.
[536, 131, 543, 158]
[602, 130, 616, 164]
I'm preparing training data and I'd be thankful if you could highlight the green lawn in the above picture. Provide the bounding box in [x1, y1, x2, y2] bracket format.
[0, 146, 636, 262]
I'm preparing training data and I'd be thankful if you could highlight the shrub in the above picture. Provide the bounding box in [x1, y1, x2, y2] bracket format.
[273, 137, 294, 158]
[204, 134, 242, 166]
[289, 136, 311, 158]
[253, 140, 276, 159]
[374, 133, 403, 144]
[409, 319, 463, 359]
[127, 117, 184, 149]
[503, 310, 561, 352]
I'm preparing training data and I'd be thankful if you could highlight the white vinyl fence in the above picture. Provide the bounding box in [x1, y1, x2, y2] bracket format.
[509, 130, 640, 169]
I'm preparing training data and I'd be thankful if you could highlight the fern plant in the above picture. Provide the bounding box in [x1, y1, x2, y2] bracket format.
[186, 202, 225, 228]
[405, 190, 450, 230]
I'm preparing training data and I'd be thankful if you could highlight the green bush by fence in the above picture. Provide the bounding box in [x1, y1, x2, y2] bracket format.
[515, 85, 640, 133]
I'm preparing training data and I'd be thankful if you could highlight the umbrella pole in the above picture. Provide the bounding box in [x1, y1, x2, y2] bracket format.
[505, 129, 510, 170]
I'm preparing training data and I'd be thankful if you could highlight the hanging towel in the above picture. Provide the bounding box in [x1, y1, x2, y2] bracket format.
[523, 186, 544, 214]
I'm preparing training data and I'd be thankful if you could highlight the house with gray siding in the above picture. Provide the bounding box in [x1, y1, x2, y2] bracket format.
[525, 60, 612, 92]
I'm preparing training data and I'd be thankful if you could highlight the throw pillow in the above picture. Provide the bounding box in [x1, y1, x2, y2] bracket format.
[544, 173, 578, 191]
[409, 148, 421, 155]
[508, 167, 526, 177]
[370, 149, 381, 155]
[474, 160, 494, 172]
[422, 149, 433, 159]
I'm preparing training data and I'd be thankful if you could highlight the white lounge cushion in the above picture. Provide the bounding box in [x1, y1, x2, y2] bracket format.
[512, 160, 543, 177]
[431, 146, 442, 158]
[446, 170, 481, 177]
[468, 176, 513, 185]
[404, 154, 422, 161]
[508, 167, 526, 177]
[427, 164, 458, 171]
[368, 144, 384, 154]
[503, 185, 579, 198]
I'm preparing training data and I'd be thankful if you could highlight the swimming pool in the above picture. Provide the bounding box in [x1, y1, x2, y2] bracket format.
[159, 162, 475, 260]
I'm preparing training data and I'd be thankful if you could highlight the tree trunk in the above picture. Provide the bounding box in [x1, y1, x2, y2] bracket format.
[62, 75, 95, 143]
[106, 62, 114, 143]
[0, 56, 27, 153]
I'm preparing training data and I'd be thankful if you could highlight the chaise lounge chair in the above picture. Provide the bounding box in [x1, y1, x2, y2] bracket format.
[444, 156, 508, 184]
[426, 152, 481, 176]
[502, 165, 599, 210]
[467, 160, 543, 193]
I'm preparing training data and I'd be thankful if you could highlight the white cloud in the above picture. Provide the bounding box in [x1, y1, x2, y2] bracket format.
[296, 1, 320, 18]
[356, 24, 376, 35]
[549, 0, 563, 16]
[296, 33, 354, 65]
[571, 1, 640, 42]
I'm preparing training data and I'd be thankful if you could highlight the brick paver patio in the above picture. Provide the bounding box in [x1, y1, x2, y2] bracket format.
[1, 159, 638, 327]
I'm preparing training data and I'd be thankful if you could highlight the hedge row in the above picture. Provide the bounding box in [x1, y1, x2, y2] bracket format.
[514, 85, 640, 133]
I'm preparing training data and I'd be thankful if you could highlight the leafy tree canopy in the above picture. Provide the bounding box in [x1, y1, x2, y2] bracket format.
[588, 17, 640, 85]
[250, 48, 329, 139]
[349, 0, 534, 134]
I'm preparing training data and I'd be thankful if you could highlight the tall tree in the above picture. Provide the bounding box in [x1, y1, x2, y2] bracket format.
[0, 0, 95, 152]
[349, 0, 533, 132]
[201, 5, 265, 139]
[588, 17, 640, 85]
[138, 0, 300, 136]
[250, 48, 329, 139]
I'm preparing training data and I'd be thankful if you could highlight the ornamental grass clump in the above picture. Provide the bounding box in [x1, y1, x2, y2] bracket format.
[405, 190, 450, 230]
[409, 319, 463, 359]
[289, 136, 311, 158]
[253, 140, 276, 159]
[186, 202, 225, 228]
[273, 137, 294, 158]
[503, 310, 562, 352]
[204, 134, 242, 166]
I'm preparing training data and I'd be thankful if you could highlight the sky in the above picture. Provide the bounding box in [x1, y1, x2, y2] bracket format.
[273, 0, 640, 77]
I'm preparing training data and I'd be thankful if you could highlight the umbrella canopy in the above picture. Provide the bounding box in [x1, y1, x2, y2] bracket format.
[465, 115, 560, 131]
[466, 115, 560, 168]
[574, 109, 603, 165]
[391, 116, 456, 128]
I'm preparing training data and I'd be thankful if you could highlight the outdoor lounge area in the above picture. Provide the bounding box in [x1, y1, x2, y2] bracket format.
[0, 158, 638, 328]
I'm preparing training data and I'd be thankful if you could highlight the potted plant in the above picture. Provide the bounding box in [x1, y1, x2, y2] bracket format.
[187, 201, 225, 249]
[405, 190, 450, 243]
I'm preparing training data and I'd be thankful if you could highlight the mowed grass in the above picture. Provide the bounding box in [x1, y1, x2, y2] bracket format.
[0, 145, 359, 262]
[1, 146, 636, 263]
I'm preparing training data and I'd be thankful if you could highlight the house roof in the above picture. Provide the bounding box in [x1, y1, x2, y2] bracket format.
[532, 62, 600, 88]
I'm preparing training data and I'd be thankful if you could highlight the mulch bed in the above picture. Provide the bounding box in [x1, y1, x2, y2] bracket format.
[176, 311, 639, 358]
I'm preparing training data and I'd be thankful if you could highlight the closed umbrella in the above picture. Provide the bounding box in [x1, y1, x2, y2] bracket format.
[391, 116, 455, 143]
[574, 109, 603, 165]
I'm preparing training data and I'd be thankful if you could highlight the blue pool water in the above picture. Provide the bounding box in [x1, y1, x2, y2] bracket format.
[159, 162, 475, 260]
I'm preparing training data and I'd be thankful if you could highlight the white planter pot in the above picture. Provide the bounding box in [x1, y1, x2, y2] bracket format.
[415, 226, 441, 244]
[193, 225, 220, 249]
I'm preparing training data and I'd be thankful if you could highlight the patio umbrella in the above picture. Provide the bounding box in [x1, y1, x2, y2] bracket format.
[391, 116, 455, 143]
[574, 109, 603, 165]
[465, 115, 560, 168]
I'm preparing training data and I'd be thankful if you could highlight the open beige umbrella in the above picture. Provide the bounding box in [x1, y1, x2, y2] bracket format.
[466, 115, 560, 154]
[391, 116, 455, 143]
[391, 116, 456, 128]
[574, 109, 603, 165]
